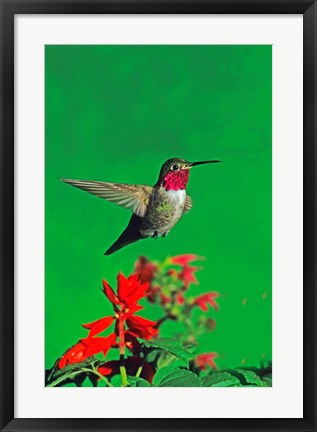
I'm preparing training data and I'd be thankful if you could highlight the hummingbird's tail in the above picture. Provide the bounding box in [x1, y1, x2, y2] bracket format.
[104, 215, 144, 256]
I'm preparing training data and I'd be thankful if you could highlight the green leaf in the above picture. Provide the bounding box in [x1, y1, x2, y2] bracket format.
[45, 357, 100, 387]
[235, 369, 264, 387]
[110, 374, 123, 387]
[145, 349, 161, 363]
[203, 372, 242, 387]
[156, 369, 202, 387]
[47, 357, 95, 378]
[157, 352, 179, 369]
[46, 369, 86, 387]
[153, 365, 180, 386]
[143, 338, 192, 367]
[262, 377, 272, 387]
[128, 376, 151, 387]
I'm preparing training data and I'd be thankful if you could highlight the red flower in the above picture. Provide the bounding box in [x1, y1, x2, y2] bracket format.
[170, 254, 204, 288]
[193, 292, 219, 311]
[98, 365, 113, 376]
[80, 333, 117, 357]
[176, 292, 185, 305]
[134, 256, 157, 284]
[58, 333, 116, 369]
[170, 254, 199, 266]
[59, 272, 158, 372]
[102, 273, 149, 310]
[195, 353, 218, 370]
[58, 341, 87, 369]
[178, 264, 199, 288]
[126, 316, 158, 340]
[147, 285, 160, 303]
[82, 316, 114, 338]
[102, 273, 158, 337]
[84, 273, 158, 344]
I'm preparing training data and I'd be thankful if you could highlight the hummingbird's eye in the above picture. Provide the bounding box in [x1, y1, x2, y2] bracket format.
[172, 164, 179, 171]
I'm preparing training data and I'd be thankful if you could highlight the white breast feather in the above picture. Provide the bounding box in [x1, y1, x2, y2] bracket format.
[166, 189, 186, 206]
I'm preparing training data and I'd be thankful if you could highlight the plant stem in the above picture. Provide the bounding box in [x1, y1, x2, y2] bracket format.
[46, 368, 114, 388]
[156, 316, 169, 327]
[96, 373, 113, 387]
[120, 358, 128, 387]
[156, 313, 176, 328]
[118, 315, 128, 387]
[135, 348, 149, 378]
[83, 367, 114, 387]
[135, 365, 143, 378]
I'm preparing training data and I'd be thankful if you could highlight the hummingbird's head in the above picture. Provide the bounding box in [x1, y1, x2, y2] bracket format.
[157, 158, 221, 191]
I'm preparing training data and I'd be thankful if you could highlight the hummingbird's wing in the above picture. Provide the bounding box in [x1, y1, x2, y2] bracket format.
[183, 195, 192, 213]
[61, 179, 152, 218]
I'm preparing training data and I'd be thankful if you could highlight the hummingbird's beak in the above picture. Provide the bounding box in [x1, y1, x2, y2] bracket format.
[189, 160, 221, 167]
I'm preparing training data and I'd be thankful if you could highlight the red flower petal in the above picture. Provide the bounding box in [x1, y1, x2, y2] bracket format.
[128, 315, 157, 327]
[125, 303, 144, 315]
[82, 316, 114, 338]
[134, 256, 157, 284]
[117, 273, 141, 302]
[126, 315, 158, 340]
[196, 300, 208, 311]
[81, 333, 116, 357]
[98, 360, 120, 376]
[58, 356, 67, 369]
[98, 365, 113, 376]
[178, 265, 198, 288]
[117, 273, 129, 300]
[176, 293, 185, 305]
[195, 353, 218, 370]
[102, 279, 120, 306]
[170, 254, 199, 266]
[58, 341, 87, 369]
[194, 292, 219, 311]
[125, 282, 149, 305]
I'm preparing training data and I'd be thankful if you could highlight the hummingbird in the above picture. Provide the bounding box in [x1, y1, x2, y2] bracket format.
[61, 157, 220, 255]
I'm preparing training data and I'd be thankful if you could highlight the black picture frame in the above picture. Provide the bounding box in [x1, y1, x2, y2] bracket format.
[0, 0, 316, 431]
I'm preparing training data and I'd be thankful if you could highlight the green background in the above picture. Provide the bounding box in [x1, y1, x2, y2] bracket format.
[45, 45, 272, 375]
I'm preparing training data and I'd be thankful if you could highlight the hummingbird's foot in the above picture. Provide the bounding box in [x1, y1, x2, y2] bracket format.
[162, 232, 167, 238]
[152, 230, 158, 239]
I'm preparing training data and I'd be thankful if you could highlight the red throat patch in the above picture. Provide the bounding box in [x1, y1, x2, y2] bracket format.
[163, 170, 190, 191]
